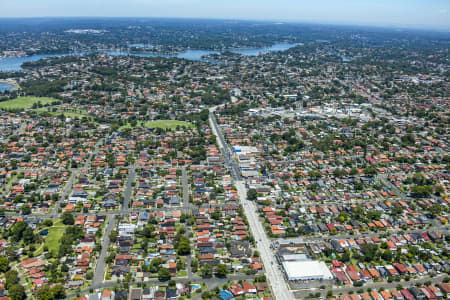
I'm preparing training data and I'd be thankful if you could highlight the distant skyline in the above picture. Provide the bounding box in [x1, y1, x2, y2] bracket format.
[1, 0, 450, 31]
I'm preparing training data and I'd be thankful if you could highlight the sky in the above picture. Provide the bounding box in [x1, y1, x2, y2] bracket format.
[1, 0, 449, 30]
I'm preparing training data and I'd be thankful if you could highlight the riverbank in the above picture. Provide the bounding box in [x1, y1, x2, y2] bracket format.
[0, 43, 299, 72]
[0, 79, 19, 90]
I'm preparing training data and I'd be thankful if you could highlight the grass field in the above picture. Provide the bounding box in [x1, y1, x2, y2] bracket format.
[35, 107, 91, 119]
[45, 226, 66, 256]
[34, 222, 67, 256]
[0, 96, 59, 110]
[120, 120, 194, 130]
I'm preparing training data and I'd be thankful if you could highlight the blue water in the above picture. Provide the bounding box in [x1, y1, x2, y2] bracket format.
[0, 43, 299, 71]
[0, 82, 15, 92]
[0, 53, 86, 72]
[232, 43, 299, 56]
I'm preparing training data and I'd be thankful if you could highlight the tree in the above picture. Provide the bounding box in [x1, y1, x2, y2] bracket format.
[435, 185, 445, 195]
[21, 205, 31, 215]
[51, 285, 65, 299]
[8, 284, 25, 300]
[381, 250, 393, 262]
[341, 250, 351, 262]
[210, 211, 221, 220]
[22, 227, 35, 244]
[141, 224, 155, 239]
[201, 264, 213, 278]
[428, 204, 442, 218]
[363, 166, 377, 175]
[360, 244, 379, 262]
[10, 222, 28, 243]
[247, 188, 257, 200]
[215, 264, 228, 277]
[42, 219, 53, 227]
[61, 212, 74, 225]
[309, 170, 322, 178]
[158, 268, 171, 281]
[36, 286, 53, 300]
[410, 185, 432, 198]
[0, 255, 9, 272]
[86, 270, 93, 280]
[191, 259, 199, 273]
[176, 236, 191, 255]
[5, 270, 19, 289]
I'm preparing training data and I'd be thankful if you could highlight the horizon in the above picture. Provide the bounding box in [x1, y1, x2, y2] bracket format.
[0, 0, 449, 31]
[0, 16, 449, 34]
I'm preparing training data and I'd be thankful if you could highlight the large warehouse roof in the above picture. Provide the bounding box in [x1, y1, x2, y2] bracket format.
[282, 261, 333, 281]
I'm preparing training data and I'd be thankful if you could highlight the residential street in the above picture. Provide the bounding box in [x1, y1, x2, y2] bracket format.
[93, 216, 117, 285]
[122, 165, 135, 210]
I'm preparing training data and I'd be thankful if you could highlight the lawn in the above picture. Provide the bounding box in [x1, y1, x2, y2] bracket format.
[120, 120, 194, 130]
[0, 96, 59, 110]
[34, 224, 67, 256]
[34, 107, 91, 119]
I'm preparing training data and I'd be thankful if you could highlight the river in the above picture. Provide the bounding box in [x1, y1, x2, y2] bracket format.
[0, 82, 16, 92]
[0, 43, 299, 72]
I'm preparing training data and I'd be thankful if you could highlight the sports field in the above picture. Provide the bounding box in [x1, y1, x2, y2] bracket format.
[120, 120, 194, 130]
[0, 96, 59, 110]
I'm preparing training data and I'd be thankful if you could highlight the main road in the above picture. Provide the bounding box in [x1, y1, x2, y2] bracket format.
[209, 109, 294, 300]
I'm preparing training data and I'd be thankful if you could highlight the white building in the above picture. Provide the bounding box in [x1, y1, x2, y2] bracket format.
[282, 260, 333, 281]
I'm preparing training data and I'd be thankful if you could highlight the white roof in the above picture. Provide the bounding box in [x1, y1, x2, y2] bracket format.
[282, 261, 333, 281]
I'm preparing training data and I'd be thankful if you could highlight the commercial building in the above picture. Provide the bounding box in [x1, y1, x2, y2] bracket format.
[282, 260, 333, 281]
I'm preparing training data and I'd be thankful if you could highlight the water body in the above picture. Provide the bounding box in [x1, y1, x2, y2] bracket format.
[0, 53, 87, 72]
[0, 82, 15, 92]
[341, 56, 353, 62]
[0, 43, 299, 71]
[232, 43, 299, 56]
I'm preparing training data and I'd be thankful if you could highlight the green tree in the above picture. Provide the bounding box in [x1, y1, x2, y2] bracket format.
[22, 227, 35, 244]
[21, 205, 31, 215]
[61, 212, 74, 225]
[51, 284, 65, 299]
[435, 185, 445, 195]
[363, 166, 377, 175]
[215, 264, 228, 277]
[8, 284, 25, 300]
[42, 219, 53, 227]
[428, 204, 442, 217]
[158, 268, 171, 281]
[0, 255, 9, 272]
[341, 250, 351, 262]
[247, 188, 258, 200]
[381, 250, 393, 262]
[5, 270, 19, 289]
[36, 285, 53, 300]
[410, 185, 432, 198]
[176, 236, 191, 255]
[360, 243, 379, 262]
[10, 222, 28, 243]
[201, 264, 213, 278]
[86, 270, 93, 280]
